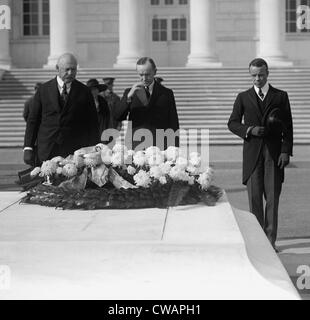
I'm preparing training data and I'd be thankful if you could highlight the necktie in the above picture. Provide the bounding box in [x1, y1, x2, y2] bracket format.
[145, 86, 151, 100]
[61, 83, 68, 106]
[258, 88, 264, 100]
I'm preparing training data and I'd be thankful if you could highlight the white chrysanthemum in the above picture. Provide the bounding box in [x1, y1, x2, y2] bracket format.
[59, 155, 75, 166]
[197, 167, 214, 190]
[188, 176, 195, 185]
[51, 156, 64, 164]
[112, 144, 128, 155]
[165, 146, 180, 162]
[187, 165, 200, 175]
[175, 157, 188, 170]
[40, 160, 57, 176]
[159, 176, 167, 185]
[149, 166, 163, 179]
[56, 167, 63, 175]
[101, 149, 112, 165]
[169, 166, 183, 180]
[74, 148, 88, 157]
[30, 167, 41, 177]
[73, 154, 85, 169]
[169, 166, 191, 183]
[189, 152, 202, 167]
[111, 152, 123, 167]
[95, 143, 110, 153]
[133, 170, 151, 188]
[127, 150, 135, 157]
[133, 151, 146, 167]
[147, 152, 165, 167]
[84, 152, 102, 167]
[127, 165, 136, 175]
[62, 163, 78, 178]
[145, 146, 161, 158]
[159, 161, 173, 175]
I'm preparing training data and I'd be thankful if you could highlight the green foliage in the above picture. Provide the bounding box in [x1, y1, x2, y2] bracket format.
[20, 182, 223, 210]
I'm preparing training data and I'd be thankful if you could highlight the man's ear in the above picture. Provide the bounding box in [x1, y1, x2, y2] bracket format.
[56, 64, 59, 71]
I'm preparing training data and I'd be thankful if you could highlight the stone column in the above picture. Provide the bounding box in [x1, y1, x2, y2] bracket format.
[44, 0, 76, 68]
[187, 0, 222, 68]
[259, 0, 293, 67]
[0, 0, 12, 69]
[114, 0, 146, 68]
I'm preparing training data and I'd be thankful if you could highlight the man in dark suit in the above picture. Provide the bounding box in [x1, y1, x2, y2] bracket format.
[23, 53, 100, 165]
[116, 57, 179, 150]
[228, 58, 293, 250]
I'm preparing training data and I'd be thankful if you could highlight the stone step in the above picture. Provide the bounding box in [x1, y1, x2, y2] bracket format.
[1, 67, 310, 146]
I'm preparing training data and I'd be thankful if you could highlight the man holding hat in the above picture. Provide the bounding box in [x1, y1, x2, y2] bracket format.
[101, 77, 122, 131]
[228, 58, 293, 251]
[86, 78, 111, 139]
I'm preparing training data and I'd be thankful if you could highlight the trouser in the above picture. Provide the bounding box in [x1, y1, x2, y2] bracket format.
[246, 145, 283, 247]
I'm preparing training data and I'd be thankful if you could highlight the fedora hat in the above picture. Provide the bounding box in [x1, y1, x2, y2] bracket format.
[266, 108, 283, 135]
[86, 79, 107, 92]
[102, 77, 115, 85]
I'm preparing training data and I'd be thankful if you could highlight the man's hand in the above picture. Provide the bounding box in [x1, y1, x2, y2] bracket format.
[23, 149, 34, 166]
[278, 153, 290, 169]
[251, 126, 266, 137]
[127, 82, 144, 99]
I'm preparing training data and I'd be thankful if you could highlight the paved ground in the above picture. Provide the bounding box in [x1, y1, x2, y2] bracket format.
[1, 146, 310, 299]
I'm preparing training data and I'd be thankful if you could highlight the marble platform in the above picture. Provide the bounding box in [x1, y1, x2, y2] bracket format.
[0, 191, 300, 300]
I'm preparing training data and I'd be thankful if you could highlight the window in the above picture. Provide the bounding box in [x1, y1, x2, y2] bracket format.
[286, 0, 310, 33]
[152, 17, 187, 42]
[23, 0, 50, 36]
[152, 18, 168, 41]
[150, 0, 188, 6]
[172, 18, 187, 41]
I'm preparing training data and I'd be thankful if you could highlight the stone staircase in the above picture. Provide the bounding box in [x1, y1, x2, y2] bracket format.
[1, 67, 310, 148]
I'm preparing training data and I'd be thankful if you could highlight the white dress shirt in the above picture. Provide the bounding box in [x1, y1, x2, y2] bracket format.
[57, 76, 72, 94]
[145, 80, 155, 96]
[254, 82, 269, 101]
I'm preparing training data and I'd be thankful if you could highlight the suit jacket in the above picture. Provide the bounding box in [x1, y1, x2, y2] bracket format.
[117, 81, 180, 150]
[24, 78, 100, 162]
[97, 95, 111, 136]
[228, 85, 293, 185]
[23, 95, 35, 121]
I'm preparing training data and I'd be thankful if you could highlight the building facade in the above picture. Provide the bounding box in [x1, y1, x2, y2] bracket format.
[0, 0, 310, 69]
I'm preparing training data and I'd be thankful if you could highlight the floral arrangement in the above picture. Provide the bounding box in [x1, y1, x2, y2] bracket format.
[21, 144, 223, 210]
